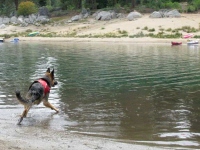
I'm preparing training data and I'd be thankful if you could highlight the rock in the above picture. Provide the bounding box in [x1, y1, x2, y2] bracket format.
[95, 11, 112, 21]
[127, 12, 142, 21]
[110, 11, 117, 19]
[36, 15, 50, 24]
[71, 15, 82, 21]
[17, 16, 24, 24]
[83, 13, 89, 18]
[67, 20, 73, 23]
[0, 24, 6, 29]
[29, 14, 37, 23]
[149, 11, 162, 18]
[165, 9, 181, 17]
[10, 16, 18, 24]
[150, 9, 181, 18]
[24, 17, 31, 24]
[0, 17, 3, 24]
[20, 22, 28, 27]
[81, 8, 88, 15]
[39, 6, 49, 16]
[117, 13, 126, 18]
[2, 17, 10, 24]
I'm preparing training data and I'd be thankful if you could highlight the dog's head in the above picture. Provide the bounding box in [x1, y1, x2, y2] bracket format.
[45, 68, 58, 87]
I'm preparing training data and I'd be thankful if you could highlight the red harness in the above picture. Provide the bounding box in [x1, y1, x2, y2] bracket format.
[38, 79, 50, 95]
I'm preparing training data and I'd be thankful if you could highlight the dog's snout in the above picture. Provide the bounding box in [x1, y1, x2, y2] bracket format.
[54, 81, 58, 85]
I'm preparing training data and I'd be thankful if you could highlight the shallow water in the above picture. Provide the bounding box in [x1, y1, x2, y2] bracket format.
[0, 42, 200, 148]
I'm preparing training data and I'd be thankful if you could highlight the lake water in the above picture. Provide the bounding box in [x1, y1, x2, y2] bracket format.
[0, 41, 200, 149]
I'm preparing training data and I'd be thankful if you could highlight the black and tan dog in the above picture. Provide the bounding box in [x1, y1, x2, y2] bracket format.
[15, 68, 59, 125]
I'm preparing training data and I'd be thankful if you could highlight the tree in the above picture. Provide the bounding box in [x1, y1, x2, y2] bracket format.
[14, 0, 18, 10]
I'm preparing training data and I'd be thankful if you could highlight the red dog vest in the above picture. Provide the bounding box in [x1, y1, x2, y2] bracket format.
[38, 79, 50, 95]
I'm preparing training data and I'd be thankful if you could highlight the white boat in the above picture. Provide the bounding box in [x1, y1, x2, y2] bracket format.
[0, 38, 4, 42]
[187, 40, 199, 45]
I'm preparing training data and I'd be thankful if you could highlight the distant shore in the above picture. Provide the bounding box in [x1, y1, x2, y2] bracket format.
[8, 37, 186, 44]
[1, 13, 200, 43]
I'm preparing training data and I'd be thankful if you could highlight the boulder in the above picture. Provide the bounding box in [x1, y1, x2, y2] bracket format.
[127, 12, 142, 21]
[24, 18, 31, 24]
[17, 16, 24, 24]
[110, 11, 117, 19]
[29, 14, 37, 23]
[150, 9, 181, 18]
[165, 9, 181, 17]
[2, 17, 10, 24]
[10, 16, 18, 24]
[37, 16, 49, 22]
[117, 13, 126, 18]
[71, 15, 82, 21]
[149, 11, 162, 18]
[0, 17, 3, 24]
[0, 24, 6, 29]
[95, 11, 112, 21]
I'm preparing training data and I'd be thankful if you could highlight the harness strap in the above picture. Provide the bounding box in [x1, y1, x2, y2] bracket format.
[38, 79, 50, 95]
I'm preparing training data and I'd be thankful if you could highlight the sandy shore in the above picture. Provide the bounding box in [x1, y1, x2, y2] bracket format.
[2, 13, 200, 43]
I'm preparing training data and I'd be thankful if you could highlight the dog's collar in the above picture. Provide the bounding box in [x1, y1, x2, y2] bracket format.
[37, 79, 50, 95]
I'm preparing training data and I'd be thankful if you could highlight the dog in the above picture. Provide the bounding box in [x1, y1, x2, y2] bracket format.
[15, 68, 59, 125]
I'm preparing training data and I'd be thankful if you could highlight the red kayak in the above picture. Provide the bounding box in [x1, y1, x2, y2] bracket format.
[171, 41, 182, 45]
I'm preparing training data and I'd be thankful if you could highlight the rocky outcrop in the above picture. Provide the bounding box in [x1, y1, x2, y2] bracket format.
[93, 10, 126, 21]
[68, 8, 90, 22]
[150, 9, 181, 18]
[127, 11, 142, 21]
[95, 11, 112, 20]
[0, 14, 50, 27]
[149, 11, 162, 18]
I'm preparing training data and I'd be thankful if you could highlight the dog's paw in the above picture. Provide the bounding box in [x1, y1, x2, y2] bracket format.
[15, 90, 20, 96]
[55, 109, 59, 113]
[17, 117, 23, 125]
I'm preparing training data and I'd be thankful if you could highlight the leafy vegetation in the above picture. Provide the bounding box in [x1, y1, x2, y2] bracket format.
[17, 1, 37, 16]
[1, 0, 200, 16]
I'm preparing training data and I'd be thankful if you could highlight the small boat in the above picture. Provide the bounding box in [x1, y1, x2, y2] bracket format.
[187, 40, 199, 45]
[10, 37, 19, 43]
[183, 33, 194, 39]
[171, 41, 182, 45]
[0, 38, 4, 42]
[28, 32, 39, 36]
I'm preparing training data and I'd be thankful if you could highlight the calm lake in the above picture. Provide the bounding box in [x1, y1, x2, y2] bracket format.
[0, 41, 200, 149]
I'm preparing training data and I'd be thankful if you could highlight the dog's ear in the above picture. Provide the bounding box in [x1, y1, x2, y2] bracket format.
[51, 68, 55, 78]
[46, 68, 50, 73]
[51, 68, 54, 74]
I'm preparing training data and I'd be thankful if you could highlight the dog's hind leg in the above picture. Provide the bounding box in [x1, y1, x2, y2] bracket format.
[17, 105, 31, 125]
[43, 100, 59, 112]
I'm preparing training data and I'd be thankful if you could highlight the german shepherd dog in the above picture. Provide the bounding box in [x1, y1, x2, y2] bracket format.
[15, 68, 59, 125]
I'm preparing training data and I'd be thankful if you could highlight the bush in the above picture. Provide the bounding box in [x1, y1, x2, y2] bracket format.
[187, 5, 196, 12]
[17, 1, 38, 16]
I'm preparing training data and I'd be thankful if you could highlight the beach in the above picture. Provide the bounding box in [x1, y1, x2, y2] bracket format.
[2, 13, 200, 43]
[0, 13, 199, 150]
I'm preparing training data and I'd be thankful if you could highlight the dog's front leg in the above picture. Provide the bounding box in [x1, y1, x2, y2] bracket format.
[43, 100, 59, 112]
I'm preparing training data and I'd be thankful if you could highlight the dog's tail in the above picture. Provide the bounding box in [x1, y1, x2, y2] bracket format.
[15, 90, 30, 105]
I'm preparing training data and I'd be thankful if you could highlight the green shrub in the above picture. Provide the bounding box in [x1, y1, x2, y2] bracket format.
[148, 28, 155, 32]
[187, 5, 196, 12]
[17, 1, 38, 16]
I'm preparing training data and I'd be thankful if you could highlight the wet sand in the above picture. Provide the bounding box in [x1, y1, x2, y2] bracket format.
[0, 107, 170, 150]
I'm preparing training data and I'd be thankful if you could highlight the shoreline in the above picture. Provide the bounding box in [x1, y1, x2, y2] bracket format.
[8, 37, 187, 44]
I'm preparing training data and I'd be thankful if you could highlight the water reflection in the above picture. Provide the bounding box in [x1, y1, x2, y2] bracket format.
[0, 42, 200, 148]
